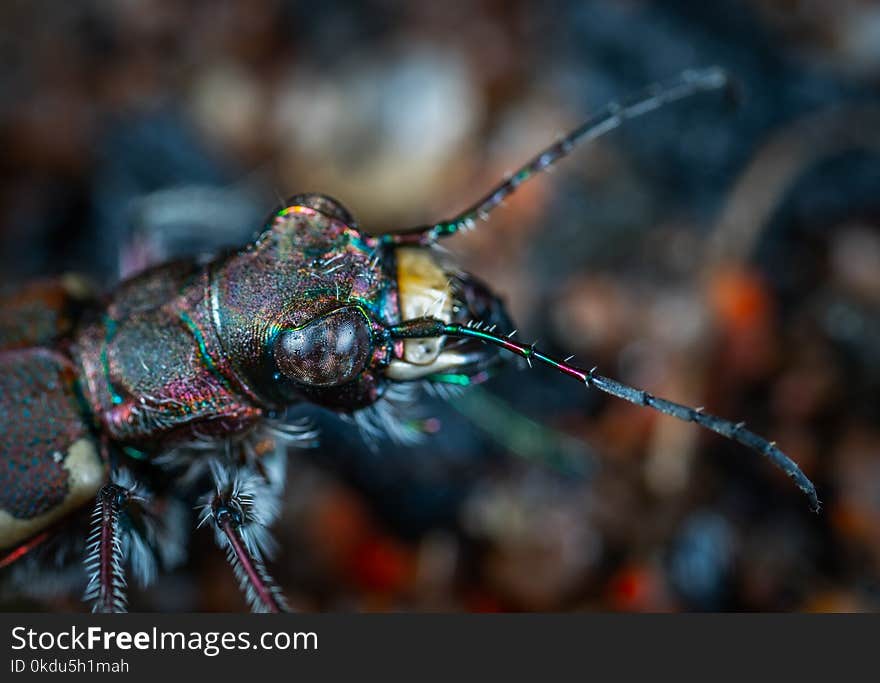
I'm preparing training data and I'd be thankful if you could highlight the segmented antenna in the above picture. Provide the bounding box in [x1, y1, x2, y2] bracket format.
[199, 462, 289, 613]
[380, 67, 730, 245]
[83, 484, 129, 613]
[389, 317, 820, 512]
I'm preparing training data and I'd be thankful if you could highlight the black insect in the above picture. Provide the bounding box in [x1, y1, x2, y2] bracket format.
[0, 67, 818, 613]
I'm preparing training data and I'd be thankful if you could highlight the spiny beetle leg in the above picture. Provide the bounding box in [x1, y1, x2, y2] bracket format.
[83, 482, 132, 613]
[198, 460, 289, 613]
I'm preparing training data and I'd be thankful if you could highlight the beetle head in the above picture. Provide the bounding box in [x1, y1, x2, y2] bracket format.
[210, 194, 511, 414]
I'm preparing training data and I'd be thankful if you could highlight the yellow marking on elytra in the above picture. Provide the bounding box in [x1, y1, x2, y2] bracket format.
[0, 439, 104, 550]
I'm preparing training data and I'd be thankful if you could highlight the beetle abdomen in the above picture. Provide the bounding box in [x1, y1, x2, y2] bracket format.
[0, 348, 104, 550]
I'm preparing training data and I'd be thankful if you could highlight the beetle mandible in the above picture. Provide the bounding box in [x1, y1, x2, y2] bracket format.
[0, 67, 819, 612]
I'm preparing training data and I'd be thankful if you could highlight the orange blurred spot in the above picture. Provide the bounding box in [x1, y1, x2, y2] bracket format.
[709, 267, 772, 333]
[308, 488, 372, 567]
[607, 564, 663, 611]
[308, 487, 416, 596]
[831, 500, 877, 540]
[350, 537, 415, 594]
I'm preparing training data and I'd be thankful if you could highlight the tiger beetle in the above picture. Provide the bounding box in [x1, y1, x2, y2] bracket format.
[0, 67, 819, 613]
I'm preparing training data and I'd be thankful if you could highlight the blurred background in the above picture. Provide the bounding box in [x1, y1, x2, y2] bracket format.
[2, 0, 880, 611]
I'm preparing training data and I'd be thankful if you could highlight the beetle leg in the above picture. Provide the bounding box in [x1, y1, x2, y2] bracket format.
[83, 483, 130, 613]
[198, 460, 289, 613]
[82, 470, 187, 613]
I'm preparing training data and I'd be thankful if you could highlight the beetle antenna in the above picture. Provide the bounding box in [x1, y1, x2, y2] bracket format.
[389, 317, 820, 512]
[380, 67, 730, 246]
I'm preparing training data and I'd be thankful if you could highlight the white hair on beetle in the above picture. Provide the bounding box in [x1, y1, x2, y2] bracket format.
[197, 458, 289, 612]
[348, 381, 425, 448]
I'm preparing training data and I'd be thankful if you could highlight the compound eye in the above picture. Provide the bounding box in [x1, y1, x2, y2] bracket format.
[273, 308, 372, 387]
